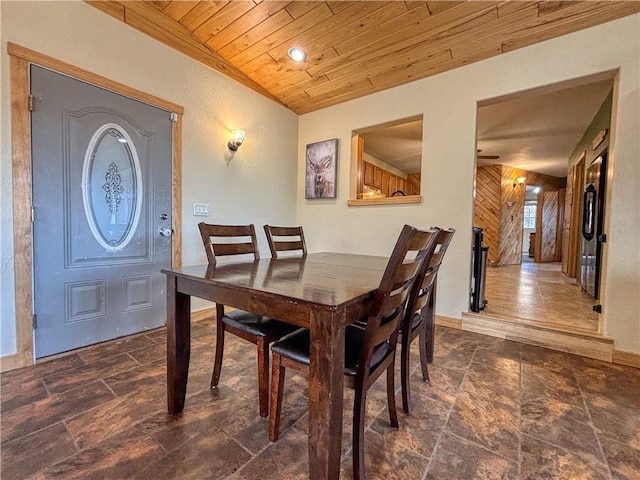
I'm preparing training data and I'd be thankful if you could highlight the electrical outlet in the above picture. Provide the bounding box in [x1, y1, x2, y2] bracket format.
[193, 203, 210, 216]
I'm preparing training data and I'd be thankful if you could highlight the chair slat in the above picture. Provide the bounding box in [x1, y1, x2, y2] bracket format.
[198, 222, 260, 266]
[214, 242, 258, 257]
[273, 241, 304, 252]
[264, 225, 307, 259]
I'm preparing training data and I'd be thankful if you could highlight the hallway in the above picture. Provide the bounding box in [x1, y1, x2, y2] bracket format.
[481, 260, 600, 335]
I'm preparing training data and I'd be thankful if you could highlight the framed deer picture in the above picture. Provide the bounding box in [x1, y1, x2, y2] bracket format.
[305, 138, 338, 199]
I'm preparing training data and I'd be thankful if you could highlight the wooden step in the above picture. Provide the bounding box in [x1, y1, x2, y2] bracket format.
[459, 312, 614, 362]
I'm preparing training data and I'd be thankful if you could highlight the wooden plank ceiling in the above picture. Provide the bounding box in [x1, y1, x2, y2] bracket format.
[86, 1, 640, 114]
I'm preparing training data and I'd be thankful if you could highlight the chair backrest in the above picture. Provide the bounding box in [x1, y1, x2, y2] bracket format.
[263, 225, 307, 259]
[403, 228, 455, 327]
[358, 225, 440, 374]
[198, 222, 260, 265]
[428, 228, 455, 272]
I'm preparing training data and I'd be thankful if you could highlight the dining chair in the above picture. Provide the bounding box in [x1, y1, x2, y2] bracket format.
[268, 224, 439, 480]
[197, 222, 299, 417]
[263, 225, 307, 258]
[400, 227, 455, 414]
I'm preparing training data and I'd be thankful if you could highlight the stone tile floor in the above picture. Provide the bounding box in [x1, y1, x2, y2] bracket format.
[1, 321, 639, 479]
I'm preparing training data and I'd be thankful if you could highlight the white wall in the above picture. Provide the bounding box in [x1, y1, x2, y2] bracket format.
[298, 14, 640, 354]
[0, 1, 298, 357]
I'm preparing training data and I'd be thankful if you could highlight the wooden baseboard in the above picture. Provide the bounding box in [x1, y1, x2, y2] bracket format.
[461, 312, 613, 362]
[435, 315, 461, 329]
[0, 353, 19, 373]
[613, 349, 640, 368]
[191, 306, 216, 322]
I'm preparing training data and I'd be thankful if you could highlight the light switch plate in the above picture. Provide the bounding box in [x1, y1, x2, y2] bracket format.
[193, 203, 210, 216]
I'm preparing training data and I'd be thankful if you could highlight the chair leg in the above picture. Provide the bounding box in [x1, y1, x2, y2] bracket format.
[387, 363, 399, 428]
[425, 287, 436, 364]
[211, 318, 225, 388]
[257, 338, 270, 418]
[418, 324, 431, 385]
[352, 386, 368, 480]
[418, 322, 431, 384]
[400, 335, 412, 414]
[269, 353, 285, 442]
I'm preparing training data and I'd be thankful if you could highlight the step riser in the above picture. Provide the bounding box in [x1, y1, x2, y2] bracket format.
[458, 313, 613, 362]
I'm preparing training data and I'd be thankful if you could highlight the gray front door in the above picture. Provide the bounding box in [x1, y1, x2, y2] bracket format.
[31, 65, 173, 358]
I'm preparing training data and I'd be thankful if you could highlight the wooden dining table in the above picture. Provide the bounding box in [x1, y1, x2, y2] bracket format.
[162, 252, 391, 479]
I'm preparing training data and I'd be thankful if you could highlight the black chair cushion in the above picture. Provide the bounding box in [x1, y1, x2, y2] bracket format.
[271, 326, 390, 376]
[222, 310, 299, 340]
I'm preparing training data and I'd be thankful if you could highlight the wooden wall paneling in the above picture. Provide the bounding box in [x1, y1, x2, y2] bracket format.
[474, 165, 502, 264]
[540, 190, 559, 262]
[555, 188, 566, 262]
[499, 166, 526, 266]
[562, 169, 574, 275]
[524, 170, 567, 191]
[534, 190, 543, 263]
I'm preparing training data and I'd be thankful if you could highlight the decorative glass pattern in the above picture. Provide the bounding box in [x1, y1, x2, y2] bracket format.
[103, 161, 124, 216]
[82, 124, 143, 251]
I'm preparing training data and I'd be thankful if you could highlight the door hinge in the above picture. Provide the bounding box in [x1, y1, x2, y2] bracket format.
[592, 304, 602, 313]
[32, 313, 37, 329]
[170, 112, 178, 122]
[31, 206, 35, 223]
[28, 94, 36, 112]
[598, 233, 607, 243]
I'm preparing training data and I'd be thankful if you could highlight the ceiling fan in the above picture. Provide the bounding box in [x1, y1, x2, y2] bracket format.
[476, 149, 500, 160]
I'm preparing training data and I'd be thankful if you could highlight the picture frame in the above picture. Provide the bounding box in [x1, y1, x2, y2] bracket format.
[305, 138, 338, 199]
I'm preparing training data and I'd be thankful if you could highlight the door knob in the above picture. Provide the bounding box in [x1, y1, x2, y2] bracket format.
[158, 227, 173, 237]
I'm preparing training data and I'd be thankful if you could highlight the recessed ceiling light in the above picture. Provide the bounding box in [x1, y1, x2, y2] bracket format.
[287, 47, 307, 63]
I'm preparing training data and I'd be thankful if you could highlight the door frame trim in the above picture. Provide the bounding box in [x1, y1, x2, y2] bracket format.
[6, 42, 183, 370]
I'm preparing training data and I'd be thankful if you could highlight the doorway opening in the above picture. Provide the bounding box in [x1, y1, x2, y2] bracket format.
[472, 74, 615, 337]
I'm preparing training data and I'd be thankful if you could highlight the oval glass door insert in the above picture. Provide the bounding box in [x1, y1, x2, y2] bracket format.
[82, 123, 143, 252]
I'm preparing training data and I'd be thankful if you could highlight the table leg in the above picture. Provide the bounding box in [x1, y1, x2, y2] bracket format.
[308, 309, 345, 480]
[166, 274, 191, 415]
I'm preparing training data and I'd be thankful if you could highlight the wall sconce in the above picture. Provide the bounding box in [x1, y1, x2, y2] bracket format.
[513, 176, 526, 188]
[227, 129, 246, 152]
